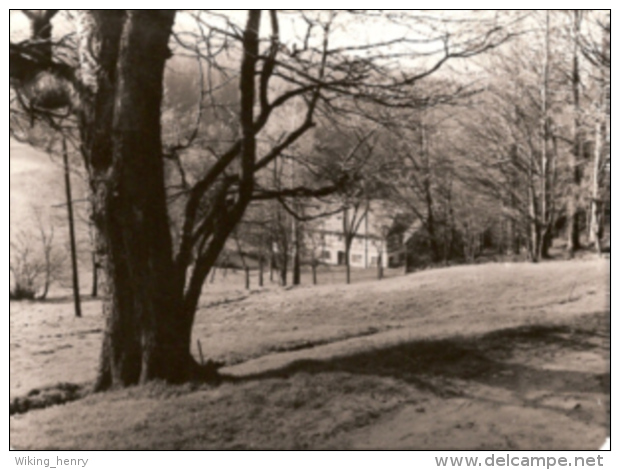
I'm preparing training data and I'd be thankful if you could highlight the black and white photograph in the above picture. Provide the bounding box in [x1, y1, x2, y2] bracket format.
[9, 8, 610, 452]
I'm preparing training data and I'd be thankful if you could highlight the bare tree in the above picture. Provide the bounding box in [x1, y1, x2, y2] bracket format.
[586, 13, 610, 253]
[10, 209, 64, 300]
[10, 9, 516, 389]
[566, 10, 584, 256]
[342, 200, 370, 284]
[61, 137, 82, 316]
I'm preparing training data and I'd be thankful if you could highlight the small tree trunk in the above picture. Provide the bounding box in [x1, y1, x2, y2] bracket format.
[312, 260, 317, 285]
[269, 250, 275, 282]
[280, 251, 288, 286]
[345, 242, 351, 284]
[537, 11, 553, 262]
[527, 145, 539, 263]
[62, 138, 82, 318]
[403, 238, 409, 274]
[514, 232, 521, 255]
[567, 10, 583, 257]
[589, 27, 609, 255]
[291, 207, 301, 285]
[91, 252, 98, 298]
[258, 256, 264, 287]
[40, 273, 51, 300]
[542, 230, 553, 259]
[377, 253, 383, 280]
[507, 218, 517, 255]
[589, 121, 604, 254]
[292, 241, 301, 286]
[245, 267, 250, 290]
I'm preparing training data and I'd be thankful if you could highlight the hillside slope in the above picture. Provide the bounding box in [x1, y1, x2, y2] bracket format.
[10, 258, 609, 449]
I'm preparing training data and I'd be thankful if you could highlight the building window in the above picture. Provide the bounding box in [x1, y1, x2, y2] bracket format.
[320, 250, 331, 260]
[370, 256, 378, 266]
[351, 254, 363, 263]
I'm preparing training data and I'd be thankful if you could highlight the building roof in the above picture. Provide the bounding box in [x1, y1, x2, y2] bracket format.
[306, 199, 421, 240]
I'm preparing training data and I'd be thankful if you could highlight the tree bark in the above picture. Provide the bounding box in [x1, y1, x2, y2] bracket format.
[74, 11, 196, 391]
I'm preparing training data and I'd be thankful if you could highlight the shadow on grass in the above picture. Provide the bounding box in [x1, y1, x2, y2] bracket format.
[225, 316, 610, 400]
[11, 313, 609, 419]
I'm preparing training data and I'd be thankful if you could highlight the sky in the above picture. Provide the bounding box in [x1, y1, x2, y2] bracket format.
[9, 10, 516, 68]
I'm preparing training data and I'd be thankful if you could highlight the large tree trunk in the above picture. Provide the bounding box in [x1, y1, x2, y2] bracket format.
[74, 11, 196, 391]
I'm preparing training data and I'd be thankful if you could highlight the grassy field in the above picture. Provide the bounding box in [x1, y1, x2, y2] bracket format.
[9, 257, 609, 450]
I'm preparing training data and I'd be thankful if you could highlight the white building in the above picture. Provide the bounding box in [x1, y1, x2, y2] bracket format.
[306, 202, 415, 268]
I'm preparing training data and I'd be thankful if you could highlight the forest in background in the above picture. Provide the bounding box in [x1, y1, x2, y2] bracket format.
[9, 10, 610, 389]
